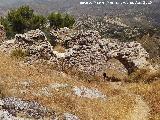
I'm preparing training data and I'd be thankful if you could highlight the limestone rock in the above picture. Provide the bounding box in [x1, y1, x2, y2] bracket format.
[62, 113, 80, 120]
[72, 86, 106, 99]
[1, 97, 55, 119]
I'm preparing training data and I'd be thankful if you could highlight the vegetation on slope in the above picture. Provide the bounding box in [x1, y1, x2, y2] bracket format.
[0, 5, 75, 38]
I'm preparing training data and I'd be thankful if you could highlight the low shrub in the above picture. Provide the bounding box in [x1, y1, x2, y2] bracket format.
[10, 49, 28, 60]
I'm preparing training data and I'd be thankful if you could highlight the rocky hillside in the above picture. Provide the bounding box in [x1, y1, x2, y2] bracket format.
[0, 25, 159, 119]
[0, 48, 159, 120]
[0, 3, 160, 119]
[0, 28, 160, 120]
[0, 0, 160, 27]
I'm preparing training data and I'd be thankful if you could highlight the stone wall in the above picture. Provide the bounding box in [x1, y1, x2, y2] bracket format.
[0, 28, 154, 78]
[0, 25, 6, 43]
[50, 29, 153, 76]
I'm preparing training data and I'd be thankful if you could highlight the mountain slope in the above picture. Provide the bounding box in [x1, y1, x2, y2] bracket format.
[0, 0, 160, 26]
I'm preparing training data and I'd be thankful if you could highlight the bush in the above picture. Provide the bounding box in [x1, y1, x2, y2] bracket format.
[29, 14, 46, 30]
[48, 12, 75, 29]
[0, 17, 14, 38]
[10, 49, 28, 60]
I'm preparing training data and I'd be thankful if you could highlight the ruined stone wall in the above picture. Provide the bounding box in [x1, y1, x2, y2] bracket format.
[0, 25, 6, 43]
[0, 28, 153, 77]
[50, 29, 152, 76]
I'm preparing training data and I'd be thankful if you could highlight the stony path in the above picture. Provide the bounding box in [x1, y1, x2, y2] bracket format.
[110, 82, 151, 120]
[127, 95, 150, 120]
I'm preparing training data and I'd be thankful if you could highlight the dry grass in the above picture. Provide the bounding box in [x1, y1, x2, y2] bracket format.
[125, 80, 160, 120]
[128, 69, 160, 83]
[104, 58, 128, 82]
[0, 51, 160, 120]
[53, 44, 66, 53]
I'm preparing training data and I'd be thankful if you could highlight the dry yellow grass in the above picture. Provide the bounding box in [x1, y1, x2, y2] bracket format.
[0, 51, 159, 120]
[125, 80, 160, 120]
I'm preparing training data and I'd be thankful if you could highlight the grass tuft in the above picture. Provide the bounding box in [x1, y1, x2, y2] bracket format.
[10, 49, 28, 60]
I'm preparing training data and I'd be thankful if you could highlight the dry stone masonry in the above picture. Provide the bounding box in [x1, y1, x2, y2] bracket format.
[14, 29, 54, 62]
[50, 27, 77, 46]
[0, 28, 154, 78]
[0, 25, 6, 43]
[50, 29, 153, 75]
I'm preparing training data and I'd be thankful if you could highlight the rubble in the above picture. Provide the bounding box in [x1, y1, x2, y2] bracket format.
[1, 97, 55, 119]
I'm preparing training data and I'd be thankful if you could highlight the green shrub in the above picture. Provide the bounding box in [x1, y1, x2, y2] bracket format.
[48, 12, 75, 29]
[0, 17, 14, 39]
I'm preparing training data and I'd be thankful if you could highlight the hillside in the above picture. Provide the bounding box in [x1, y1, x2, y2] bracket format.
[0, 23, 159, 120]
[0, 0, 160, 27]
[0, 3, 159, 120]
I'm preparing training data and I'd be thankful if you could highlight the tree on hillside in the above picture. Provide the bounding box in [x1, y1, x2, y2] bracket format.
[0, 5, 75, 39]
[0, 17, 14, 38]
[0, 5, 46, 38]
[7, 5, 34, 33]
[30, 15, 46, 30]
[48, 12, 63, 29]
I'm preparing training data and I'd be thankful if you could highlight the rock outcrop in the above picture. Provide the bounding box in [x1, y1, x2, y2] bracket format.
[0, 97, 80, 120]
